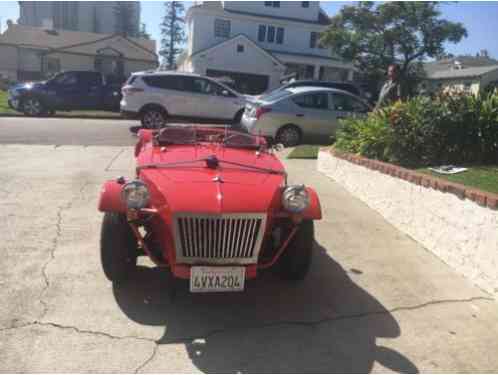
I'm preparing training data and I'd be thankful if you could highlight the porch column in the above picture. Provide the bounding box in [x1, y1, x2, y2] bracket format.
[347, 69, 354, 81]
[313, 65, 321, 80]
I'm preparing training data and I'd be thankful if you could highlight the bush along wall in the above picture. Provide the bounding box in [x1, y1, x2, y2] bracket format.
[335, 92, 498, 167]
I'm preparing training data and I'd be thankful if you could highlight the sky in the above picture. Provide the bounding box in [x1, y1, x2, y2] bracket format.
[1, 1, 498, 59]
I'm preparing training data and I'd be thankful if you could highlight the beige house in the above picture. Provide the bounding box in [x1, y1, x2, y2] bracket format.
[422, 58, 498, 95]
[0, 23, 158, 82]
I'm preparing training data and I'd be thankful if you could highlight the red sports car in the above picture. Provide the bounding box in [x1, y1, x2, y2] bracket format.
[98, 126, 321, 293]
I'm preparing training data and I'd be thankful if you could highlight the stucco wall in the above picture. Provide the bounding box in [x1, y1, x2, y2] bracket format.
[317, 150, 498, 297]
[0, 45, 18, 80]
[189, 9, 329, 58]
[190, 37, 285, 90]
[49, 52, 94, 72]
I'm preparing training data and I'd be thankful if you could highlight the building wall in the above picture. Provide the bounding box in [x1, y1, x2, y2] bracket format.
[18, 1, 140, 35]
[188, 37, 285, 91]
[189, 8, 329, 58]
[222, 1, 320, 22]
[0, 45, 19, 80]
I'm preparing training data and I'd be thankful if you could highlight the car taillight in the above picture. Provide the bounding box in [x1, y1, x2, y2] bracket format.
[255, 106, 272, 120]
[122, 86, 144, 96]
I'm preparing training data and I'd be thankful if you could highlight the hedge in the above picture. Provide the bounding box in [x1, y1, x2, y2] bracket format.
[335, 92, 498, 167]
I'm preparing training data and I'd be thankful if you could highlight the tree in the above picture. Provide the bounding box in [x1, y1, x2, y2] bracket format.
[138, 23, 150, 40]
[113, 1, 138, 37]
[160, 1, 186, 70]
[321, 2, 467, 92]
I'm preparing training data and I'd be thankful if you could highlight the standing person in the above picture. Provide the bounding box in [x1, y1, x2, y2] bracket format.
[375, 64, 405, 110]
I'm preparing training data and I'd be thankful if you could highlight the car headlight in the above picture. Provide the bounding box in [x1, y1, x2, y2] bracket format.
[281, 185, 309, 213]
[121, 180, 150, 209]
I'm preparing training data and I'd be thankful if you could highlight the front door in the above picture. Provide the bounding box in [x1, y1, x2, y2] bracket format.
[291, 92, 336, 139]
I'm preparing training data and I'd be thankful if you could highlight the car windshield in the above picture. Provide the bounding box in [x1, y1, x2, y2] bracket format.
[156, 126, 261, 149]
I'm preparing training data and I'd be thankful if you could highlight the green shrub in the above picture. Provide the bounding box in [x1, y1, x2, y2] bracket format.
[335, 92, 498, 167]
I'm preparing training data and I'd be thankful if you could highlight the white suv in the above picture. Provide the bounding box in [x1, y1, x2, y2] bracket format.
[120, 71, 247, 128]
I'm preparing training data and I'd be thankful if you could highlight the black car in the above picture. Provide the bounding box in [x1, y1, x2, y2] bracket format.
[8, 71, 122, 116]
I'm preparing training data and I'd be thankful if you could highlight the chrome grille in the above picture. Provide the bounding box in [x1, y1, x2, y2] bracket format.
[173, 213, 267, 265]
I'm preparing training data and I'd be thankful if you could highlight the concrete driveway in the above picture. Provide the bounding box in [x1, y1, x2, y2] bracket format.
[0, 118, 497, 372]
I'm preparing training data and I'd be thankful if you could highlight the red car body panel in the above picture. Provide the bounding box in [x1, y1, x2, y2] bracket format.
[99, 127, 322, 281]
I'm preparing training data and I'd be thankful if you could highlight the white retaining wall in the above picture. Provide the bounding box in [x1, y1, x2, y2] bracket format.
[317, 150, 498, 297]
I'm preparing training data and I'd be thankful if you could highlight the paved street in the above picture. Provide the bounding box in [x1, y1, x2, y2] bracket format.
[1, 117, 498, 372]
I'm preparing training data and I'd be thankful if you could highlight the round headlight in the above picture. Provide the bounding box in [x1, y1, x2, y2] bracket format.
[121, 180, 150, 209]
[281, 185, 310, 213]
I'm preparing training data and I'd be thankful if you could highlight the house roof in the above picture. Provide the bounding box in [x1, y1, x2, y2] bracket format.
[189, 1, 330, 26]
[0, 24, 157, 62]
[190, 34, 285, 67]
[426, 65, 498, 80]
[424, 56, 498, 77]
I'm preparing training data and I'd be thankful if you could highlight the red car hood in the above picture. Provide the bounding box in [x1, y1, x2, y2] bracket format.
[138, 144, 285, 214]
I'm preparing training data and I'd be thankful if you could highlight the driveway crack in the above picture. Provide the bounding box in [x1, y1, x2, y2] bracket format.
[38, 181, 91, 319]
[105, 148, 125, 171]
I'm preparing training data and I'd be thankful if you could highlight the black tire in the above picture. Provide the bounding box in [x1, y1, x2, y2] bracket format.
[232, 110, 244, 126]
[100, 212, 138, 283]
[22, 96, 44, 117]
[276, 125, 302, 147]
[277, 220, 314, 280]
[140, 107, 167, 129]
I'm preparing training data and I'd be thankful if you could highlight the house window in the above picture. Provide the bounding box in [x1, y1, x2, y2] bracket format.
[310, 32, 317, 48]
[273, 1, 280, 7]
[268, 26, 275, 43]
[214, 19, 230, 38]
[237, 44, 244, 53]
[276, 27, 284, 44]
[45, 57, 61, 75]
[302, 1, 310, 7]
[258, 25, 266, 42]
[264, 1, 272, 6]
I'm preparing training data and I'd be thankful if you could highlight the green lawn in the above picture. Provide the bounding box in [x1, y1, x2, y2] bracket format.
[417, 165, 498, 194]
[0, 90, 121, 119]
[0, 90, 16, 115]
[287, 145, 323, 159]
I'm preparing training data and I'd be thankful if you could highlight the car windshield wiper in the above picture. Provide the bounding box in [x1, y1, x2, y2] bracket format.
[137, 156, 286, 176]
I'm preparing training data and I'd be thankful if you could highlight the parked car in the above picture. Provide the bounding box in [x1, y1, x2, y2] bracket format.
[98, 126, 322, 292]
[120, 72, 247, 129]
[7, 71, 122, 116]
[242, 87, 371, 147]
[264, 79, 371, 101]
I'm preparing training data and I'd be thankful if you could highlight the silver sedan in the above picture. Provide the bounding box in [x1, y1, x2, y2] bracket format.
[241, 86, 370, 146]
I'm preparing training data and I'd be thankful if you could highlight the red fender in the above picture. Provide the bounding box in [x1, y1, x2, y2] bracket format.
[135, 129, 154, 157]
[302, 187, 322, 220]
[98, 180, 127, 213]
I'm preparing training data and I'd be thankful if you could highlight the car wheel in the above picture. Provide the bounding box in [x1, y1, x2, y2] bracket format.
[141, 109, 167, 129]
[277, 220, 314, 280]
[100, 212, 138, 283]
[22, 97, 44, 116]
[276, 125, 301, 147]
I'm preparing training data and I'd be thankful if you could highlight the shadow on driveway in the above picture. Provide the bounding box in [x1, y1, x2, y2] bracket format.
[113, 243, 419, 373]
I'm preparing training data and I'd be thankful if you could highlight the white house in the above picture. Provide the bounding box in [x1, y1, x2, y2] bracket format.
[179, 1, 354, 94]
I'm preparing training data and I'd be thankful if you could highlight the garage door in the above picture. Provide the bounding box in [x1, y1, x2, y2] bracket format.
[206, 69, 269, 95]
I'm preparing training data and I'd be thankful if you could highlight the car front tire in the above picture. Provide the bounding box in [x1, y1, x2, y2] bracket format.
[277, 220, 314, 280]
[276, 125, 301, 147]
[141, 108, 167, 129]
[100, 212, 138, 283]
[22, 97, 44, 117]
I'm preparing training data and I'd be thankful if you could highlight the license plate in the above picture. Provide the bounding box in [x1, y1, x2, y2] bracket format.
[190, 266, 245, 293]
